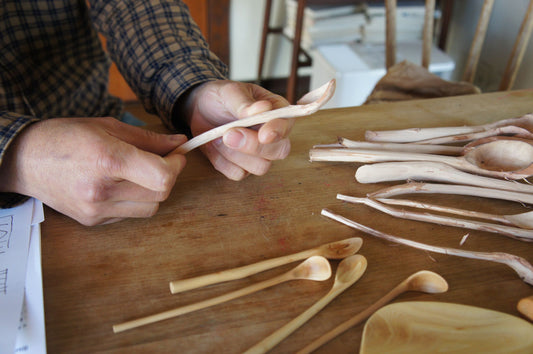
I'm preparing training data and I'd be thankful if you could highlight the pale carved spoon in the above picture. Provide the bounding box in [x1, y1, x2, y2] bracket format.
[169, 237, 362, 294]
[310, 138, 533, 180]
[174, 79, 336, 154]
[244, 254, 368, 354]
[297, 270, 448, 354]
[113, 256, 332, 333]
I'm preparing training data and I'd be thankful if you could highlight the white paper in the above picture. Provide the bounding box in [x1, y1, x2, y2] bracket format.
[0, 199, 34, 353]
[14, 225, 46, 353]
[14, 200, 46, 353]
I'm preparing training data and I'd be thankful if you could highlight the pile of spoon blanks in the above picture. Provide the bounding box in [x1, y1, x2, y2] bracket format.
[310, 114, 533, 289]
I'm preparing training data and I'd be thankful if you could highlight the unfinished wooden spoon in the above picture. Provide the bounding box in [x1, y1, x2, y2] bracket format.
[518, 295, 533, 322]
[169, 237, 362, 294]
[321, 209, 533, 286]
[174, 79, 335, 154]
[416, 125, 533, 145]
[337, 195, 533, 242]
[360, 302, 533, 353]
[310, 138, 533, 179]
[297, 270, 448, 354]
[369, 182, 533, 206]
[113, 256, 331, 333]
[320, 138, 465, 155]
[355, 161, 533, 194]
[244, 254, 367, 354]
[371, 197, 533, 229]
[365, 113, 533, 143]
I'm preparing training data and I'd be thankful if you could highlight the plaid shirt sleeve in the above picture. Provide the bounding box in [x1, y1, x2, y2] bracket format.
[88, 0, 229, 129]
[1, 0, 228, 208]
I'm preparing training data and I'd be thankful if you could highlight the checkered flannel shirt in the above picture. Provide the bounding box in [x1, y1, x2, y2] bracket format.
[0, 0, 228, 208]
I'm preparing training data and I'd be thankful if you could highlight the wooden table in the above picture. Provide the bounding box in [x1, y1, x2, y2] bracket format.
[42, 90, 533, 353]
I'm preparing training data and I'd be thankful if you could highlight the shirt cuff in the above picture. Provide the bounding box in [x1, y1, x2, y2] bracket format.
[0, 193, 29, 209]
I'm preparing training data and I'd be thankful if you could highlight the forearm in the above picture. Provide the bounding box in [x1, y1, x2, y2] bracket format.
[88, 0, 228, 129]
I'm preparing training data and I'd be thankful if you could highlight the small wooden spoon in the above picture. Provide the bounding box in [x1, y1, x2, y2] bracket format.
[518, 295, 533, 321]
[113, 256, 332, 333]
[310, 139, 533, 179]
[174, 79, 335, 154]
[169, 237, 362, 294]
[244, 254, 367, 354]
[297, 270, 448, 354]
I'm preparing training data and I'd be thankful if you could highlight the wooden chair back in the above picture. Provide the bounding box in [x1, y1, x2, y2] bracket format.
[385, 0, 533, 91]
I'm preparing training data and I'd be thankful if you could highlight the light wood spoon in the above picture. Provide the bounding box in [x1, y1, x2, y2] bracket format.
[174, 79, 335, 154]
[518, 295, 533, 321]
[355, 161, 533, 194]
[113, 256, 332, 333]
[297, 270, 448, 354]
[169, 237, 362, 294]
[310, 139, 533, 179]
[244, 254, 367, 354]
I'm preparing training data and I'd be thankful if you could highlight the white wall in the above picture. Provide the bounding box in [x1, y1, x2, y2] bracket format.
[229, 0, 533, 91]
[446, 0, 533, 91]
[229, 0, 292, 81]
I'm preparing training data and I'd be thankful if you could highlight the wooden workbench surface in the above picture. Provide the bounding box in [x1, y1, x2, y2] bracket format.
[42, 90, 533, 353]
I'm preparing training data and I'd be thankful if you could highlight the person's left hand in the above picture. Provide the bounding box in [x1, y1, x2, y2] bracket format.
[180, 80, 294, 180]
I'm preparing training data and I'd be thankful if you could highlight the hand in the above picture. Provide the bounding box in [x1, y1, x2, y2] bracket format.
[183, 80, 294, 180]
[0, 117, 187, 225]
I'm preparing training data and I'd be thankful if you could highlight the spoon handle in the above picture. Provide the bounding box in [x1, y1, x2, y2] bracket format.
[244, 255, 367, 354]
[114, 271, 292, 333]
[244, 287, 347, 354]
[297, 285, 407, 354]
[169, 249, 315, 294]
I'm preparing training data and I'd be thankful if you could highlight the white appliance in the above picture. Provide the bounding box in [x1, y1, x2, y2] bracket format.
[310, 41, 455, 108]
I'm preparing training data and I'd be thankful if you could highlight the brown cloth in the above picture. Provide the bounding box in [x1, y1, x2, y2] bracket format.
[365, 60, 481, 105]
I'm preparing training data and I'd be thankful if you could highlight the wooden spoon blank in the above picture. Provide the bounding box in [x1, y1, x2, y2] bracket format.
[174, 79, 335, 154]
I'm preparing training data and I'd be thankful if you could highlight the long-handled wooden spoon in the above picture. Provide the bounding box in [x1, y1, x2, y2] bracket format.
[370, 197, 533, 229]
[355, 161, 533, 194]
[297, 270, 448, 354]
[310, 138, 533, 179]
[321, 209, 533, 286]
[244, 254, 367, 354]
[337, 195, 533, 242]
[364, 113, 533, 143]
[369, 182, 533, 206]
[174, 79, 335, 154]
[113, 256, 332, 333]
[518, 295, 533, 321]
[169, 237, 362, 294]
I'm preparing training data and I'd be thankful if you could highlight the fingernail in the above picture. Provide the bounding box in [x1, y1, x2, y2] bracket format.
[223, 130, 245, 149]
[170, 134, 188, 144]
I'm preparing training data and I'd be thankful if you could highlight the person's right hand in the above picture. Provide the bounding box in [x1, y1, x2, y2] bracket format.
[0, 117, 187, 226]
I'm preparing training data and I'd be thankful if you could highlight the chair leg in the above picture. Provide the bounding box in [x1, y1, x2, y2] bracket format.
[287, 0, 306, 103]
[385, 0, 397, 69]
[257, 0, 274, 84]
[499, 0, 533, 91]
